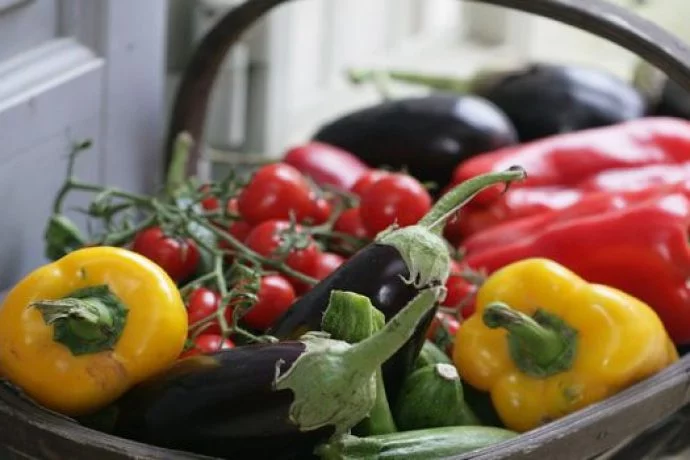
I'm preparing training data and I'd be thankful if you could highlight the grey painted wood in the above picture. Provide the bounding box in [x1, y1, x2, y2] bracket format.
[0, 0, 167, 296]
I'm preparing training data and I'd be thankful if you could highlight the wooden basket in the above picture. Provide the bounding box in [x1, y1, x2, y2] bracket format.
[2, 1, 690, 459]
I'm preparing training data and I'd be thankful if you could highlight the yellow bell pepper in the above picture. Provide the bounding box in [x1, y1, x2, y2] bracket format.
[453, 258, 678, 433]
[0, 246, 188, 417]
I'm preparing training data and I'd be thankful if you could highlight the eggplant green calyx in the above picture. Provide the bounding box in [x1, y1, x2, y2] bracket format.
[274, 288, 441, 436]
[377, 227, 451, 292]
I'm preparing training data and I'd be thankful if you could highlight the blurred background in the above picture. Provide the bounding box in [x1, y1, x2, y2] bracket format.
[0, 0, 688, 294]
[165, 0, 690, 164]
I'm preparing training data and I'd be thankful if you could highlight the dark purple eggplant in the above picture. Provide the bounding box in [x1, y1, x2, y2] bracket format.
[106, 288, 443, 460]
[348, 63, 646, 143]
[311, 94, 518, 193]
[270, 167, 526, 408]
[112, 343, 322, 460]
[633, 59, 690, 120]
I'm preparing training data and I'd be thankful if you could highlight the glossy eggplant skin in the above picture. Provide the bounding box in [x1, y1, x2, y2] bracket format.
[110, 343, 333, 460]
[653, 78, 690, 120]
[311, 94, 517, 192]
[477, 63, 646, 142]
[270, 244, 432, 408]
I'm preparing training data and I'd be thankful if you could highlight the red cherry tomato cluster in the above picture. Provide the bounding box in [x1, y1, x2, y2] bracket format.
[128, 156, 479, 360]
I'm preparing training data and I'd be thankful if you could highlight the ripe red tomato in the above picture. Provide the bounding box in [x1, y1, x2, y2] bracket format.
[359, 173, 433, 237]
[426, 312, 460, 356]
[443, 211, 464, 247]
[131, 226, 200, 283]
[199, 184, 220, 211]
[186, 287, 222, 335]
[219, 220, 253, 256]
[442, 260, 477, 310]
[241, 275, 296, 331]
[227, 198, 239, 214]
[244, 220, 320, 276]
[237, 163, 318, 226]
[310, 252, 345, 280]
[180, 334, 234, 359]
[309, 197, 332, 225]
[350, 169, 391, 197]
[334, 207, 368, 239]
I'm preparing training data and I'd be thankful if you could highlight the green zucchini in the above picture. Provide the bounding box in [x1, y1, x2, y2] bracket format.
[414, 340, 452, 370]
[315, 426, 518, 459]
[394, 363, 479, 430]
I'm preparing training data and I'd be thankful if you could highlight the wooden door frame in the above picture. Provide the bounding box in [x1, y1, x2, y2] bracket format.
[60, 0, 169, 191]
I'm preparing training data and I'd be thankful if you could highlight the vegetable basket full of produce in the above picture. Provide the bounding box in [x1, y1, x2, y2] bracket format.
[3, 0, 690, 459]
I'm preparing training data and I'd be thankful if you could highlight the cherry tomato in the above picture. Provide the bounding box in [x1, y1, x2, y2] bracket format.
[443, 211, 465, 247]
[131, 226, 200, 283]
[443, 260, 478, 312]
[199, 184, 220, 211]
[309, 197, 332, 225]
[179, 334, 234, 359]
[244, 219, 320, 275]
[186, 287, 222, 335]
[227, 198, 239, 214]
[241, 275, 297, 331]
[334, 208, 368, 239]
[350, 169, 391, 197]
[426, 312, 460, 356]
[310, 252, 345, 280]
[219, 220, 253, 253]
[237, 163, 318, 226]
[359, 173, 432, 237]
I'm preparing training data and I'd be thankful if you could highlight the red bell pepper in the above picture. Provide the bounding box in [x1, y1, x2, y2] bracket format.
[458, 192, 690, 344]
[459, 162, 690, 236]
[451, 117, 690, 208]
[580, 162, 690, 192]
[282, 142, 370, 191]
[462, 182, 690, 255]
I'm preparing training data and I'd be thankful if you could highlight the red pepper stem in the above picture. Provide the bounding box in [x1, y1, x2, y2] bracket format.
[483, 302, 577, 378]
[418, 167, 526, 236]
[29, 284, 128, 356]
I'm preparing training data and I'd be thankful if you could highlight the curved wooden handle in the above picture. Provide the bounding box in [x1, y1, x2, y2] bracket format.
[164, 0, 690, 175]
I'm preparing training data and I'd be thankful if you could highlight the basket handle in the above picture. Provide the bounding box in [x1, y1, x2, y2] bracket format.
[164, 0, 690, 175]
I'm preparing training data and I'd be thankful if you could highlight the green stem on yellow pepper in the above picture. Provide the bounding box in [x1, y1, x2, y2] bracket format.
[483, 302, 578, 378]
[30, 285, 128, 356]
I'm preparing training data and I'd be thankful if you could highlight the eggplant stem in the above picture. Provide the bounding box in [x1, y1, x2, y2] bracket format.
[419, 167, 527, 235]
[344, 289, 440, 375]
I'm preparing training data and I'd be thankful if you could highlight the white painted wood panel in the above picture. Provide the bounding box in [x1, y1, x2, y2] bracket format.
[0, 0, 57, 62]
[0, 0, 167, 297]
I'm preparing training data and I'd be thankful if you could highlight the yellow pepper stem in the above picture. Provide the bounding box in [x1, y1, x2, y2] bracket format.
[483, 302, 578, 378]
[30, 284, 128, 357]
